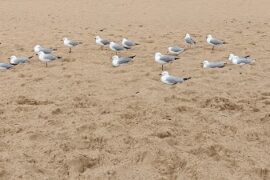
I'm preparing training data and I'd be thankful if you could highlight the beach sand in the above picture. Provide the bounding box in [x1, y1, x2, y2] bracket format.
[0, 0, 269, 179]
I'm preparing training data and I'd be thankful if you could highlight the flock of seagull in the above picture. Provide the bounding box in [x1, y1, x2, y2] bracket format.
[0, 33, 255, 85]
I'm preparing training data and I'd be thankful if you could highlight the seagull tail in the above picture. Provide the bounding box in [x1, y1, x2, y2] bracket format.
[183, 77, 192, 81]
[57, 56, 62, 59]
[175, 57, 180, 60]
[53, 48, 58, 51]
[124, 46, 131, 50]
[223, 41, 228, 44]
[28, 56, 34, 59]
[135, 43, 140, 45]
[244, 55, 250, 58]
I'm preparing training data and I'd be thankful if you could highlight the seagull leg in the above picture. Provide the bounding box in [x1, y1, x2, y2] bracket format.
[46, 62, 47, 67]
[69, 48, 71, 53]
[162, 65, 164, 71]
[212, 46, 215, 51]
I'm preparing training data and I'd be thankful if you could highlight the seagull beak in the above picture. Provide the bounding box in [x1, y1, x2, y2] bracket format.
[8, 58, 10, 60]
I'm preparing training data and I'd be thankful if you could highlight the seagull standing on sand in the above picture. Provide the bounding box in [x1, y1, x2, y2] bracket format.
[34, 45, 56, 54]
[202, 60, 226, 68]
[0, 63, 14, 69]
[9, 55, 32, 65]
[112, 55, 136, 67]
[38, 51, 61, 67]
[63, 37, 82, 53]
[121, 38, 139, 49]
[109, 42, 126, 55]
[228, 54, 255, 65]
[95, 36, 110, 49]
[160, 71, 191, 85]
[168, 47, 184, 55]
[206, 35, 225, 50]
[184, 33, 196, 47]
[155, 52, 179, 71]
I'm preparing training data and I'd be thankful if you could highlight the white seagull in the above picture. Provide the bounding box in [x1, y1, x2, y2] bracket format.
[63, 37, 82, 53]
[109, 42, 126, 54]
[202, 60, 226, 68]
[112, 55, 136, 67]
[34, 45, 56, 54]
[160, 71, 191, 85]
[38, 51, 61, 67]
[121, 38, 139, 49]
[9, 55, 33, 65]
[184, 33, 196, 47]
[168, 47, 184, 55]
[228, 54, 255, 65]
[95, 36, 110, 49]
[155, 52, 179, 71]
[206, 35, 226, 50]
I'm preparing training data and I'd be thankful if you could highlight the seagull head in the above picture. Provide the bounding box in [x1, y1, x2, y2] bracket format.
[206, 34, 212, 39]
[155, 52, 162, 58]
[202, 60, 209, 68]
[160, 71, 169, 76]
[95, 36, 100, 40]
[9, 55, 16, 60]
[112, 55, 119, 60]
[110, 41, 115, 46]
[63, 37, 68, 41]
[185, 33, 190, 38]
[112, 55, 120, 66]
[228, 54, 235, 61]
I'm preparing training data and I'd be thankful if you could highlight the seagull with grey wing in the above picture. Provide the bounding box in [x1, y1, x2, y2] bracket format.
[0, 62, 14, 70]
[202, 60, 226, 68]
[63, 37, 82, 53]
[38, 51, 61, 67]
[112, 55, 136, 67]
[9, 55, 33, 65]
[184, 33, 196, 47]
[109, 42, 127, 55]
[95, 36, 110, 49]
[155, 52, 179, 71]
[121, 38, 139, 49]
[168, 47, 184, 55]
[206, 35, 226, 50]
[160, 71, 191, 85]
[228, 54, 255, 65]
[34, 45, 57, 54]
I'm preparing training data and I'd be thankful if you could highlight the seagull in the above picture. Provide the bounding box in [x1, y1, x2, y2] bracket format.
[155, 52, 179, 71]
[38, 51, 61, 67]
[184, 33, 196, 47]
[202, 60, 226, 68]
[109, 42, 126, 54]
[168, 47, 184, 55]
[160, 71, 191, 85]
[206, 35, 226, 50]
[34, 45, 56, 54]
[121, 38, 139, 49]
[112, 55, 136, 67]
[0, 62, 14, 70]
[228, 54, 255, 65]
[63, 37, 82, 53]
[95, 36, 110, 49]
[9, 55, 33, 65]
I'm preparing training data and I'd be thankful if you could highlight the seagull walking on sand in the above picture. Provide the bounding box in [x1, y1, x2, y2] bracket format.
[112, 55, 136, 67]
[95, 36, 110, 49]
[155, 52, 179, 71]
[38, 51, 61, 67]
[121, 38, 139, 49]
[63, 37, 82, 53]
[109, 42, 126, 55]
[168, 47, 184, 55]
[206, 35, 226, 50]
[228, 54, 255, 65]
[160, 71, 191, 85]
[9, 55, 33, 65]
[184, 33, 196, 47]
[202, 60, 226, 68]
[34, 45, 56, 54]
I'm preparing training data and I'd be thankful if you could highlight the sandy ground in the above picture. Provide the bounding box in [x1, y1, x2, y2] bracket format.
[0, 0, 270, 179]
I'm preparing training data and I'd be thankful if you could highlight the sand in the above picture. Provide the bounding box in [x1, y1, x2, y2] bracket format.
[0, 0, 269, 179]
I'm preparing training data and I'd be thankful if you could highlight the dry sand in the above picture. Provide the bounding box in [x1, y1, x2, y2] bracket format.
[0, 0, 270, 179]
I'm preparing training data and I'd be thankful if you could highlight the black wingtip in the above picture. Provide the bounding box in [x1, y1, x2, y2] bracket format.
[175, 58, 180, 60]
[244, 55, 250, 58]
[28, 56, 34, 59]
[183, 77, 191, 81]
[53, 48, 57, 51]
[57, 56, 62, 59]
[135, 43, 140, 45]
[124, 46, 131, 49]
[129, 55, 136, 59]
